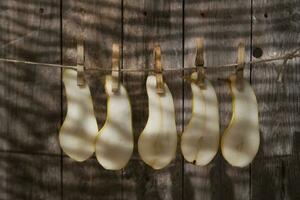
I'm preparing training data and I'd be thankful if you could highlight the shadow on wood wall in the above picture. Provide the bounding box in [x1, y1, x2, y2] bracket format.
[0, 0, 299, 199]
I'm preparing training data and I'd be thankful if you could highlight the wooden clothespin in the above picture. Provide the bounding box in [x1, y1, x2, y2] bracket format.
[111, 43, 120, 93]
[77, 40, 85, 86]
[194, 38, 206, 89]
[235, 42, 245, 90]
[154, 45, 165, 94]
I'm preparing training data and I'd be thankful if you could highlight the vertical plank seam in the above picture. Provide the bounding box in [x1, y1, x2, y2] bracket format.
[250, 0, 253, 85]
[250, 0, 253, 199]
[181, 0, 185, 199]
[281, 160, 286, 199]
[121, 0, 124, 199]
[60, 0, 63, 199]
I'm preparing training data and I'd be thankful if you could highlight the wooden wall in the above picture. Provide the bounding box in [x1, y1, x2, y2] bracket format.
[0, 0, 299, 199]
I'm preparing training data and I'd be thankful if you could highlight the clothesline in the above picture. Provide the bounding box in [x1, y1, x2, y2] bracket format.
[0, 48, 299, 73]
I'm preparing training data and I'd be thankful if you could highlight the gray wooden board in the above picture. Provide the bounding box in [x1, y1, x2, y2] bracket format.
[0, 0, 299, 199]
[0, 0, 61, 154]
[283, 133, 300, 200]
[284, 156, 300, 200]
[63, 157, 122, 200]
[183, 0, 252, 199]
[251, 157, 284, 200]
[285, 154, 300, 200]
[0, 1, 62, 199]
[122, 0, 183, 199]
[251, 0, 300, 157]
[61, 0, 123, 199]
[0, 152, 61, 200]
[251, 0, 300, 199]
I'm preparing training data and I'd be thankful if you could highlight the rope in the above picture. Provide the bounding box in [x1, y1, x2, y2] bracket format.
[0, 49, 299, 73]
[276, 48, 300, 82]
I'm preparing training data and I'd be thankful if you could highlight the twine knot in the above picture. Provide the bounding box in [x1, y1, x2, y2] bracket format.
[277, 48, 300, 82]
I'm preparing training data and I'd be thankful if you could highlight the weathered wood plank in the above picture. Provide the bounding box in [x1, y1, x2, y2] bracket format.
[251, 0, 299, 157]
[62, 0, 123, 199]
[63, 157, 122, 200]
[184, 1, 252, 199]
[0, 1, 62, 198]
[0, 153, 61, 200]
[254, 132, 300, 200]
[0, 0, 61, 154]
[0, 1, 299, 199]
[122, 0, 183, 199]
[251, 158, 284, 200]
[285, 141, 300, 200]
[285, 158, 300, 200]
[251, 1, 300, 199]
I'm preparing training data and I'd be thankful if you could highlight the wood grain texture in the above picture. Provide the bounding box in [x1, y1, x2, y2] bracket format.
[251, 0, 300, 199]
[0, 1, 62, 199]
[122, 0, 183, 199]
[251, 158, 284, 200]
[283, 133, 300, 200]
[251, 0, 300, 157]
[184, 1, 251, 199]
[0, 153, 61, 200]
[62, 0, 122, 199]
[63, 157, 122, 200]
[281, 132, 300, 200]
[0, 0, 61, 154]
[285, 154, 300, 200]
[0, 0, 299, 199]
